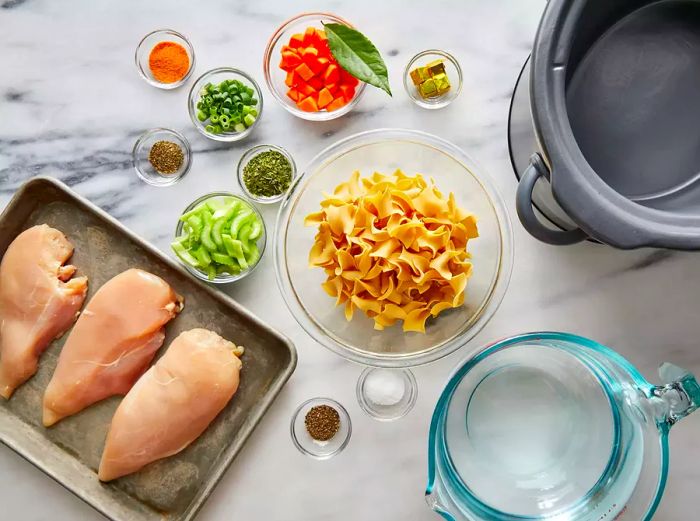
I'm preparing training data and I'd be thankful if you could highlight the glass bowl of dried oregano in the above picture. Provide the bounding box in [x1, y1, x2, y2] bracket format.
[132, 128, 192, 187]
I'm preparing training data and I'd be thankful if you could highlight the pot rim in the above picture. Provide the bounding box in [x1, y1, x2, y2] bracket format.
[531, 0, 700, 249]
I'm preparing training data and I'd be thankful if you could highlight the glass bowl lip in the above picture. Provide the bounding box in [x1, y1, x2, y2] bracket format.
[425, 331, 665, 521]
[237, 143, 298, 204]
[274, 127, 514, 368]
[174, 191, 267, 283]
[187, 67, 264, 142]
[403, 48, 463, 110]
[356, 367, 418, 421]
[262, 11, 367, 122]
[132, 127, 192, 187]
[134, 28, 196, 90]
[290, 397, 352, 459]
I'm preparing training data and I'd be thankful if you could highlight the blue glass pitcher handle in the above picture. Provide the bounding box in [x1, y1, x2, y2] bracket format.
[653, 363, 700, 426]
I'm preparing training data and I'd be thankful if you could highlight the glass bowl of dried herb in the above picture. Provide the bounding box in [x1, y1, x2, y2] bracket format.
[132, 128, 192, 187]
[237, 144, 297, 204]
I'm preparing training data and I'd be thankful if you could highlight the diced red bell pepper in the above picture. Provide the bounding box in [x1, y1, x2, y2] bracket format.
[323, 64, 340, 85]
[289, 33, 305, 48]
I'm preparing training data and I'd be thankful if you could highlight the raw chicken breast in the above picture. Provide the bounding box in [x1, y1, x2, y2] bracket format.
[0, 224, 88, 399]
[42, 268, 183, 427]
[98, 328, 243, 481]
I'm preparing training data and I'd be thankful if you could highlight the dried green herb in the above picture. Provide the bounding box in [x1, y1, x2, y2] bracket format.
[323, 23, 391, 96]
[305, 405, 340, 441]
[242, 150, 293, 198]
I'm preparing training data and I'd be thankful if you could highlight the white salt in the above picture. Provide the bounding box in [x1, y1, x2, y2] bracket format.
[364, 369, 406, 406]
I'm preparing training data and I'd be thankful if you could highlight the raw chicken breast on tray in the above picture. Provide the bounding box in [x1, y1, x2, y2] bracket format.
[98, 328, 243, 481]
[43, 268, 183, 427]
[0, 224, 88, 399]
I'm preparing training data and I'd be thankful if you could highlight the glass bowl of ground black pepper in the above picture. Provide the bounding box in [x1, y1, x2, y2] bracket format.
[135, 29, 195, 90]
[290, 398, 351, 460]
[132, 128, 192, 186]
[237, 144, 297, 204]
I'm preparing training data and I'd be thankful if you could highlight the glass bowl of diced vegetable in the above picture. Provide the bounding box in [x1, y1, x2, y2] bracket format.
[187, 67, 263, 142]
[263, 12, 366, 121]
[172, 192, 266, 283]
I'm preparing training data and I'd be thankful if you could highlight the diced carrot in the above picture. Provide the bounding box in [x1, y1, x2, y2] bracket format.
[326, 96, 348, 111]
[323, 64, 340, 85]
[294, 62, 315, 81]
[296, 78, 316, 97]
[316, 29, 328, 41]
[341, 70, 360, 87]
[286, 89, 300, 102]
[317, 87, 334, 109]
[339, 84, 356, 101]
[280, 50, 302, 70]
[285, 71, 295, 87]
[289, 33, 305, 48]
[325, 82, 338, 94]
[297, 95, 319, 112]
[281, 45, 294, 53]
[302, 27, 317, 46]
[308, 77, 323, 91]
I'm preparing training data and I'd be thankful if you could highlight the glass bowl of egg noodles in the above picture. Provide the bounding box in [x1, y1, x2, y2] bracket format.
[275, 129, 513, 368]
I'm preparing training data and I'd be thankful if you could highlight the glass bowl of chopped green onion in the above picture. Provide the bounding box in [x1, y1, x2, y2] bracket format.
[172, 192, 266, 283]
[187, 67, 263, 142]
[132, 128, 192, 187]
[237, 144, 297, 204]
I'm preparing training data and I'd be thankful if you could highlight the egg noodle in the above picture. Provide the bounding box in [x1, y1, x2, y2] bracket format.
[304, 169, 478, 333]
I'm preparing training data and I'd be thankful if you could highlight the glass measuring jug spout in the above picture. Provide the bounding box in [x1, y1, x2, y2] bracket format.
[426, 332, 700, 521]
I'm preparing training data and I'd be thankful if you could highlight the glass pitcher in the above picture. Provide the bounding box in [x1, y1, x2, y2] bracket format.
[426, 332, 699, 521]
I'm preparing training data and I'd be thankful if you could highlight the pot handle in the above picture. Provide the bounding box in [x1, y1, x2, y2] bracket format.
[516, 153, 588, 245]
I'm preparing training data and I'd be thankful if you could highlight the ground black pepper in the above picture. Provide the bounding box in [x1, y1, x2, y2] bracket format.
[305, 404, 340, 441]
[149, 140, 184, 174]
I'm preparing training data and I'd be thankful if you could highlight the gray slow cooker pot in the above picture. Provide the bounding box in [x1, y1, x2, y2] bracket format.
[514, 0, 700, 248]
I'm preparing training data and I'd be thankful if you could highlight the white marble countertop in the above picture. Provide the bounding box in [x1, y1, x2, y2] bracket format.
[1, 0, 698, 519]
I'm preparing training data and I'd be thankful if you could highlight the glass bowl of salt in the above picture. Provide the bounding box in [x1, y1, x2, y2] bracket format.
[356, 368, 417, 421]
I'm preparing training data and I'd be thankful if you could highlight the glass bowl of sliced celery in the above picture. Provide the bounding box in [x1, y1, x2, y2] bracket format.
[172, 192, 266, 283]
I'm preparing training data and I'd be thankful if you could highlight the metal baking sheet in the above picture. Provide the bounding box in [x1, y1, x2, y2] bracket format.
[0, 177, 297, 521]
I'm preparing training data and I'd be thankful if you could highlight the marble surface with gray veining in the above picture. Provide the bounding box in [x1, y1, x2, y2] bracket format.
[1, 0, 698, 519]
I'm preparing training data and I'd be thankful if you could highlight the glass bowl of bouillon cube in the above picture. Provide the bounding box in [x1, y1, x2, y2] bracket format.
[187, 67, 264, 142]
[237, 144, 297, 204]
[403, 49, 463, 109]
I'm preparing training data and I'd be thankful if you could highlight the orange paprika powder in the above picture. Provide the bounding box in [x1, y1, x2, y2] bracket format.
[148, 41, 190, 83]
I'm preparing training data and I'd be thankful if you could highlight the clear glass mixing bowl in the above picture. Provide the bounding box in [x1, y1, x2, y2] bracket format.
[427, 332, 700, 521]
[274, 129, 513, 367]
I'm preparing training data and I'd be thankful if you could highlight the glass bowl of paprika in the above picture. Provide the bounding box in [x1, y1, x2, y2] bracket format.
[135, 29, 195, 90]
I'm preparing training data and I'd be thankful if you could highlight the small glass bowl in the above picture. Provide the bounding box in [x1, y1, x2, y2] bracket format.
[263, 12, 367, 121]
[135, 29, 195, 89]
[237, 144, 297, 204]
[290, 398, 351, 459]
[356, 368, 417, 421]
[187, 67, 264, 142]
[173, 192, 266, 283]
[403, 49, 463, 109]
[132, 128, 192, 187]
